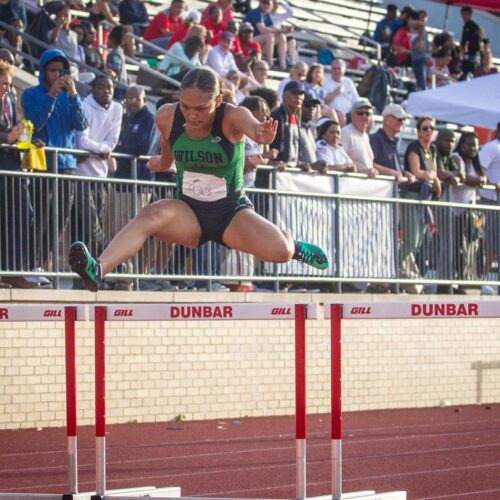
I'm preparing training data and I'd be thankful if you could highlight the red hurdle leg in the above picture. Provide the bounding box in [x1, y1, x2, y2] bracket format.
[295, 304, 306, 500]
[64, 306, 78, 495]
[331, 304, 342, 500]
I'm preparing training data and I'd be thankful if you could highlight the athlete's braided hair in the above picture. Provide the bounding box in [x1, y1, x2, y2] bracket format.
[181, 67, 221, 100]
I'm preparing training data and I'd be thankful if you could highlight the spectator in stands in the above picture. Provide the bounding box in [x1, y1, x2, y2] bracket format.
[389, 5, 414, 36]
[235, 22, 261, 73]
[118, 0, 148, 57]
[435, 129, 459, 185]
[370, 103, 414, 183]
[450, 132, 487, 281]
[304, 63, 339, 120]
[251, 59, 270, 87]
[277, 61, 307, 99]
[270, 80, 310, 171]
[206, 31, 239, 77]
[201, 0, 234, 28]
[315, 118, 354, 173]
[88, 0, 119, 29]
[0, 0, 26, 29]
[0, 60, 35, 289]
[202, 4, 227, 47]
[390, 19, 412, 67]
[169, 23, 209, 63]
[73, 75, 122, 260]
[166, 11, 201, 48]
[473, 48, 498, 78]
[426, 48, 455, 88]
[21, 48, 88, 282]
[434, 128, 459, 287]
[4, 17, 23, 67]
[373, 4, 398, 58]
[106, 24, 128, 100]
[322, 59, 359, 125]
[460, 7, 483, 79]
[303, 63, 325, 103]
[340, 99, 377, 177]
[411, 10, 430, 91]
[119, 0, 148, 29]
[49, 5, 80, 78]
[479, 123, 500, 282]
[250, 86, 279, 111]
[270, 0, 298, 66]
[80, 20, 105, 70]
[400, 115, 440, 279]
[244, 0, 288, 71]
[299, 95, 325, 169]
[159, 35, 203, 80]
[69, 20, 87, 68]
[143, 0, 185, 51]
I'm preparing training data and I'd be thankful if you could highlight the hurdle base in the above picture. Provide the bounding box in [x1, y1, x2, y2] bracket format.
[311, 491, 406, 499]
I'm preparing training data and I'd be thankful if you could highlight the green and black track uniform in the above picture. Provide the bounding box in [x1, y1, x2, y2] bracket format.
[169, 102, 253, 245]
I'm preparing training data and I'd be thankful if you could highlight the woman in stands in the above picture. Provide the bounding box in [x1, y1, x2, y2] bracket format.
[315, 119, 355, 173]
[70, 68, 329, 291]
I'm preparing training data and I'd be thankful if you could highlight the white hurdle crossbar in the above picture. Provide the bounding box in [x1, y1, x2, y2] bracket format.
[324, 299, 500, 500]
[89, 303, 317, 500]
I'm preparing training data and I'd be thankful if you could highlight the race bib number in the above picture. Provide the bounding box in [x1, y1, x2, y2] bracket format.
[182, 171, 227, 202]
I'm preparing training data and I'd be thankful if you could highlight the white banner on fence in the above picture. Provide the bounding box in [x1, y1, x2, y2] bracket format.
[269, 173, 395, 277]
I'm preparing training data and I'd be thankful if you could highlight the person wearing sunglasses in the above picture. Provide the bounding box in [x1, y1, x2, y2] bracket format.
[399, 115, 440, 282]
[370, 103, 416, 184]
[340, 99, 377, 178]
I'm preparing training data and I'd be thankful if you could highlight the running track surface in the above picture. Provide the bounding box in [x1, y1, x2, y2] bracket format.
[1, 405, 499, 499]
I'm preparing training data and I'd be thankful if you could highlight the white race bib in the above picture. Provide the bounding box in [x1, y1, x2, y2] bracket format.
[182, 171, 227, 202]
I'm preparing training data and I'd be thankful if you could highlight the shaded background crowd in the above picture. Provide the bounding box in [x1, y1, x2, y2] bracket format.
[0, 0, 499, 293]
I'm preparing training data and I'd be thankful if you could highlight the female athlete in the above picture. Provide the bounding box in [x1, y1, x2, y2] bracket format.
[70, 67, 328, 291]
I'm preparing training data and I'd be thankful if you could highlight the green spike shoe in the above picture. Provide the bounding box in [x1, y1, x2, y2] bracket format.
[293, 240, 329, 270]
[69, 241, 101, 292]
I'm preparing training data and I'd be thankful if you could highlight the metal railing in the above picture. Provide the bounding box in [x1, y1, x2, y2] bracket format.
[1, 145, 499, 293]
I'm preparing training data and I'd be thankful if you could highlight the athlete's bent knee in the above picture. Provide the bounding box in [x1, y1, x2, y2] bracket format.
[269, 242, 294, 263]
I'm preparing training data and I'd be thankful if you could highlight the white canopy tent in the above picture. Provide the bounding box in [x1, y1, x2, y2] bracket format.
[406, 73, 500, 130]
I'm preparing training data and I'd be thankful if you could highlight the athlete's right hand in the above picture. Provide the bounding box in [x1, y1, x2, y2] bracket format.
[146, 155, 164, 172]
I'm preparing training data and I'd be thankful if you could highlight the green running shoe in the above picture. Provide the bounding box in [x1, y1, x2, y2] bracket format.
[69, 241, 101, 292]
[293, 240, 329, 270]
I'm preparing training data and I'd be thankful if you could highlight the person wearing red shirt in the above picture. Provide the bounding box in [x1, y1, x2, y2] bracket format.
[143, 0, 185, 50]
[201, 4, 226, 47]
[391, 21, 411, 66]
[234, 22, 261, 72]
[201, 0, 234, 27]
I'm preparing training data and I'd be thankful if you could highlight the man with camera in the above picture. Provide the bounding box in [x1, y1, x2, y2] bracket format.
[21, 48, 88, 279]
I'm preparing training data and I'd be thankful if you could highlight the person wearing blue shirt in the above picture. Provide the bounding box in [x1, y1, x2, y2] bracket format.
[243, 0, 288, 70]
[373, 3, 398, 56]
[21, 48, 88, 276]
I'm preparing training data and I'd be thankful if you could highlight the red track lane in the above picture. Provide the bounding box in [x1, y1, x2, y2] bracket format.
[1, 405, 499, 499]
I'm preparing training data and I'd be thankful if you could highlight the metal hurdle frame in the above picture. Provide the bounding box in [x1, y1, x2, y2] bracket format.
[88, 303, 317, 500]
[323, 300, 500, 500]
[0, 304, 85, 500]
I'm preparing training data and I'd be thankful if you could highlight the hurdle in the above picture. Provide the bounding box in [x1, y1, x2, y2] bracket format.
[323, 300, 500, 500]
[88, 302, 316, 500]
[0, 304, 84, 500]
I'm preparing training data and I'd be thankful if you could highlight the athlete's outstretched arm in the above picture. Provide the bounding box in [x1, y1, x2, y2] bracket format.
[148, 105, 175, 172]
[226, 106, 278, 145]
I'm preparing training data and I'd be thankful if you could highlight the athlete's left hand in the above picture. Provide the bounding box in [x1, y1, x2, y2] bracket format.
[255, 118, 278, 145]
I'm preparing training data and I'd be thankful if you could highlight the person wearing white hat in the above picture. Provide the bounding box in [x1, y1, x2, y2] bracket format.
[370, 103, 416, 183]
